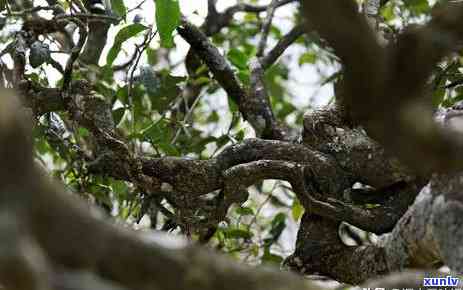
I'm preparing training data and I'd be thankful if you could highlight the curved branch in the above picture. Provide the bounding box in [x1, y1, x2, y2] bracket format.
[220, 159, 421, 234]
[177, 20, 291, 139]
[260, 24, 305, 70]
[256, 0, 279, 57]
[204, 0, 297, 35]
[59, 17, 88, 90]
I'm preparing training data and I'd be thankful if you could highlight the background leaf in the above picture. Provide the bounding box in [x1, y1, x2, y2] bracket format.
[111, 0, 126, 17]
[155, 0, 181, 48]
[227, 48, 249, 70]
[107, 23, 147, 66]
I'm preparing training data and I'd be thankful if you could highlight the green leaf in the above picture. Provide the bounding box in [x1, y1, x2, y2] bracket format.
[432, 88, 446, 108]
[291, 199, 304, 221]
[207, 110, 220, 122]
[265, 63, 289, 100]
[236, 206, 254, 216]
[299, 52, 317, 66]
[262, 250, 283, 265]
[140, 118, 179, 155]
[381, 3, 395, 21]
[146, 48, 158, 65]
[112, 107, 126, 126]
[215, 135, 230, 149]
[141, 118, 173, 143]
[237, 69, 250, 86]
[143, 70, 186, 113]
[107, 24, 147, 66]
[227, 96, 239, 113]
[227, 48, 249, 70]
[155, 0, 181, 48]
[269, 194, 287, 207]
[193, 76, 210, 86]
[111, 179, 129, 200]
[33, 126, 50, 155]
[224, 228, 253, 240]
[77, 127, 90, 138]
[250, 244, 259, 257]
[269, 213, 286, 241]
[111, 0, 126, 17]
[157, 142, 180, 156]
[234, 130, 245, 142]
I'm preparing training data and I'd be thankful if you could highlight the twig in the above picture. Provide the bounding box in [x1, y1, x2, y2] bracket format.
[48, 57, 65, 74]
[125, 0, 148, 15]
[177, 20, 246, 105]
[171, 92, 203, 144]
[61, 17, 87, 91]
[127, 29, 157, 134]
[207, 0, 218, 17]
[444, 79, 463, 89]
[113, 50, 139, 72]
[56, 12, 119, 22]
[226, 0, 296, 14]
[256, 0, 280, 57]
[178, 19, 290, 140]
[71, 0, 87, 13]
[6, 5, 57, 17]
[260, 24, 305, 69]
[204, 0, 296, 35]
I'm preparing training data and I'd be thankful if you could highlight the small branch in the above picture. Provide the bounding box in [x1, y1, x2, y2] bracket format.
[207, 0, 218, 18]
[61, 17, 87, 91]
[444, 78, 463, 89]
[57, 12, 119, 22]
[125, 0, 148, 15]
[112, 50, 138, 71]
[127, 29, 157, 134]
[171, 92, 203, 145]
[247, 58, 281, 138]
[177, 20, 246, 107]
[48, 57, 65, 74]
[12, 33, 27, 85]
[178, 19, 292, 140]
[72, 0, 88, 13]
[204, 0, 297, 35]
[221, 158, 420, 234]
[256, 0, 279, 57]
[226, 0, 296, 14]
[260, 24, 305, 69]
[6, 5, 57, 17]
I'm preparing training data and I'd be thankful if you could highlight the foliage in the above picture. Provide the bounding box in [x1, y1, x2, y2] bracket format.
[155, 0, 181, 48]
